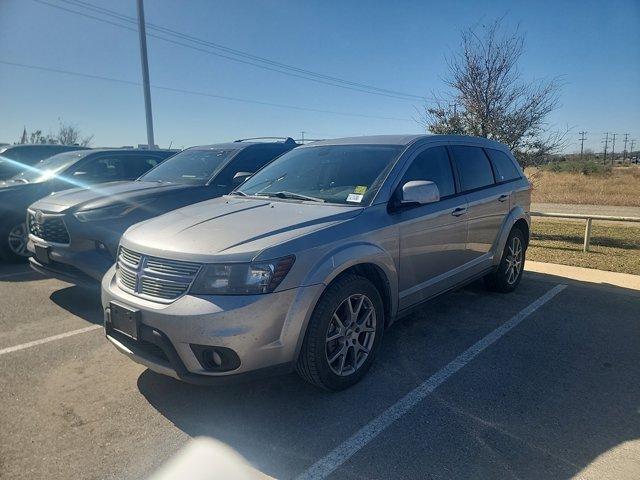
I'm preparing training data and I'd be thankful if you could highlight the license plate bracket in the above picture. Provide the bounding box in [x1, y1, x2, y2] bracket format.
[109, 302, 140, 340]
[34, 244, 50, 264]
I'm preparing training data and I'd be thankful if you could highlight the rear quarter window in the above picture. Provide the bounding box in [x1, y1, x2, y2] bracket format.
[485, 148, 522, 182]
[449, 145, 495, 191]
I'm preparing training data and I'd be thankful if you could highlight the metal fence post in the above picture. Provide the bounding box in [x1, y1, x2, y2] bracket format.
[583, 218, 593, 253]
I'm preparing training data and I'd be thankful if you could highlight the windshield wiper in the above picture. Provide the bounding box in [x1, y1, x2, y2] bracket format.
[256, 191, 324, 202]
[229, 191, 247, 196]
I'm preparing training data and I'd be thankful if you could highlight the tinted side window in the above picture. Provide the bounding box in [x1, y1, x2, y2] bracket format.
[213, 147, 283, 188]
[400, 146, 455, 198]
[450, 146, 495, 191]
[71, 154, 129, 182]
[485, 148, 521, 182]
[126, 154, 163, 179]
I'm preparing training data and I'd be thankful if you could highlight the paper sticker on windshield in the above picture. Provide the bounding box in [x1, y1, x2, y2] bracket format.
[347, 193, 363, 203]
[354, 185, 368, 195]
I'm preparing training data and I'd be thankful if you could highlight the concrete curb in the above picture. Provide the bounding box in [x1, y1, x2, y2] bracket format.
[525, 260, 640, 291]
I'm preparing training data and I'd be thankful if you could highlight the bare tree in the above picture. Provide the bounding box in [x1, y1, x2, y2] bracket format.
[419, 19, 565, 166]
[17, 122, 93, 146]
[56, 122, 93, 147]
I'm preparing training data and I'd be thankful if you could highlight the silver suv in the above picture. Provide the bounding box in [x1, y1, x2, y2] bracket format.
[102, 135, 531, 390]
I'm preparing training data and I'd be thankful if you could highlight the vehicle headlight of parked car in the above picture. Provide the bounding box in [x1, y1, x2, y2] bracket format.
[73, 200, 154, 222]
[190, 256, 295, 295]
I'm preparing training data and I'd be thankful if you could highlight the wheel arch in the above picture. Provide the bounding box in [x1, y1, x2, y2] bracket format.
[303, 242, 397, 317]
[492, 206, 531, 266]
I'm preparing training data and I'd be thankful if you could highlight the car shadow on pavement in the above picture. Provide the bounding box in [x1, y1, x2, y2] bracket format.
[135, 275, 640, 479]
[0, 262, 45, 282]
[49, 284, 104, 325]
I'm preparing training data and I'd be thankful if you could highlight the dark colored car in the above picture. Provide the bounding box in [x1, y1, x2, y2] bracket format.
[0, 148, 175, 261]
[27, 137, 299, 282]
[0, 144, 87, 180]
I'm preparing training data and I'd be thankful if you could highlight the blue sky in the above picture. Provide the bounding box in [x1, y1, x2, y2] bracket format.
[0, 0, 638, 152]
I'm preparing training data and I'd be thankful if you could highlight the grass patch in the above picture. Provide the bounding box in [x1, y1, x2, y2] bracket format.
[526, 165, 640, 206]
[527, 219, 640, 275]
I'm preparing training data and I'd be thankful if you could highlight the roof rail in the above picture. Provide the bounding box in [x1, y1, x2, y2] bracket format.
[295, 138, 325, 144]
[233, 137, 297, 145]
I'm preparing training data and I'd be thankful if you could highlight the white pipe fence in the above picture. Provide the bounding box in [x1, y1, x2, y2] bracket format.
[530, 212, 640, 252]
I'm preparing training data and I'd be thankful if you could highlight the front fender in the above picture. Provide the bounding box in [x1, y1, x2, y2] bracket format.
[492, 206, 530, 266]
[301, 241, 399, 319]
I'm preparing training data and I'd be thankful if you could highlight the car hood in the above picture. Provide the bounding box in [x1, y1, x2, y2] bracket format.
[31, 181, 194, 213]
[121, 196, 363, 262]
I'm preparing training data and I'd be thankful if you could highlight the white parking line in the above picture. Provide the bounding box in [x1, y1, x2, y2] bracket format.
[297, 283, 568, 480]
[0, 270, 36, 280]
[0, 325, 102, 356]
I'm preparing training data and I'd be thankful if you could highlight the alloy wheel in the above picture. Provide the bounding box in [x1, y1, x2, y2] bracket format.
[325, 293, 376, 376]
[8, 223, 29, 257]
[505, 235, 523, 285]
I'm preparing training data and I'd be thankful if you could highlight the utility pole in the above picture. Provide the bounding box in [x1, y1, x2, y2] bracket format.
[610, 133, 617, 165]
[622, 133, 629, 162]
[137, 0, 155, 149]
[300, 131, 305, 143]
[578, 131, 587, 159]
[601, 133, 609, 164]
[630, 139, 636, 163]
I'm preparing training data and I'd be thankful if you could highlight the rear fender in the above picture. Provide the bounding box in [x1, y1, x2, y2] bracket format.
[492, 206, 530, 266]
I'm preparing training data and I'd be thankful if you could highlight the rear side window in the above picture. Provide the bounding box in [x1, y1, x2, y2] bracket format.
[450, 145, 495, 191]
[485, 149, 521, 182]
[400, 146, 455, 198]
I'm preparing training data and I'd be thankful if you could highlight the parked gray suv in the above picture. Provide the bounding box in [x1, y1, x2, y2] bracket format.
[102, 135, 531, 390]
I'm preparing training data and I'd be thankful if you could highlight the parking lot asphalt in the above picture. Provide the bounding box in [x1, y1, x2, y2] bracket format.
[1, 263, 639, 480]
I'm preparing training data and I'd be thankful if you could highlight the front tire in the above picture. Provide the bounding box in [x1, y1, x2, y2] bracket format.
[296, 274, 384, 391]
[485, 227, 526, 293]
[0, 221, 30, 263]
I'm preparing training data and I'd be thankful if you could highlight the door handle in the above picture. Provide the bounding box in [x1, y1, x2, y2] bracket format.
[498, 194, 509, 202]
[451, 206, 467, 217]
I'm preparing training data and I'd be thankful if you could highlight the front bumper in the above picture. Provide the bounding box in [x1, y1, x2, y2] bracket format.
[101, 267, 324, 383]
[27, 236, 115, 282]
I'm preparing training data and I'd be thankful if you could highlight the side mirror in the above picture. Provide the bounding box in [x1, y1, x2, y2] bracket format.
[400, 180, 440, 206]
[232, 171, 253, 186]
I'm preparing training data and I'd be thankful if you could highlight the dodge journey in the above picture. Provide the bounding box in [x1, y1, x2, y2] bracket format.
[102, 134, 531, 391]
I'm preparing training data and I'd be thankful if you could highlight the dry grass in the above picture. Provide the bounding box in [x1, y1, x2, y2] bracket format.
[527, 219, 640, 275]
[526, 166, 640, 206]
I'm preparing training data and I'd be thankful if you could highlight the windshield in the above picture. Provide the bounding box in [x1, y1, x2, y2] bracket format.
[140, 148, 236, 185]
[8, 151, 88, 183]
[237, 145, 403, 205]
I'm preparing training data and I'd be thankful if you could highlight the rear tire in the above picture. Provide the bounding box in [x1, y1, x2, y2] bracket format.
[485, 227, 526, 293]
[296, 274, 384, 391]
[0, 221, 30, 263]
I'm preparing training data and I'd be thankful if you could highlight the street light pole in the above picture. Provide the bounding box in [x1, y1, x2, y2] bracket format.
[137, 0, 155, 149]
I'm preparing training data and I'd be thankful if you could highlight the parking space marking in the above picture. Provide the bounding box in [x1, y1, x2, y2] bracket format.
[0, 325, 102, 356]
[297, 284, 568, 480]
[0, 270, 35, 280]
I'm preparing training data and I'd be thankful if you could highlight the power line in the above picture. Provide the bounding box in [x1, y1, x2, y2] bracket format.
[578, 131, 587, 159]
[34, 0, 426, 102]
[0, 59, 413, 122]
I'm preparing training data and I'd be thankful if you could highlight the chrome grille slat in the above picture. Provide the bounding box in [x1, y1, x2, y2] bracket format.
[119, 247, 141, 268]
[116, 247, 201, 302]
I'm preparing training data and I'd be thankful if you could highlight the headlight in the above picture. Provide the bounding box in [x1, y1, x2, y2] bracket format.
[190, 256, 295, 295]
[74, 200, 154, 222]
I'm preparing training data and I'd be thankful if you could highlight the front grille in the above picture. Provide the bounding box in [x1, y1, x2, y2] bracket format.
[28, 211, 70, 244]
[119, 246, 141, 267]
[116, 247, 201, 302]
